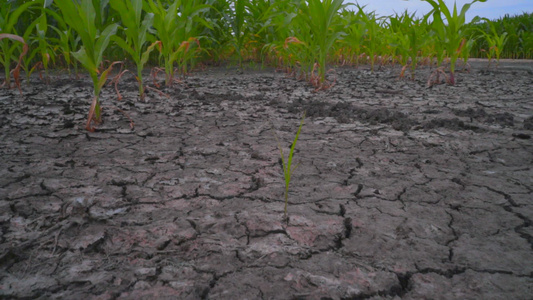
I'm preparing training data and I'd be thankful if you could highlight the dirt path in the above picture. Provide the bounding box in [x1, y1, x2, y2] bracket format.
[1, 61, 532, 299]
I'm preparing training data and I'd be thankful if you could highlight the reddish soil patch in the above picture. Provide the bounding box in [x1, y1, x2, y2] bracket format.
[1, 61, 532, 299]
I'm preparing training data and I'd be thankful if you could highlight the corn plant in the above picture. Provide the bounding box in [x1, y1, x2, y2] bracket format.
[21, 11, 56, 82]
[46, 7, 80, 77]
[360, 9, 384, 72]
[146, 0, 179, 85]
[262, 0, 303, 72]
[459, 36, 476, 70]
[520, 31, 533, 59]
[389, 11, 431, 79]
[388, 11, 412, 77]
[237, 0, 278, 63]
[0, 0, 41, 89]
[281, 13, 315, 80]
[109, 0, 161, 99]
[496, 13, 531, 59]
[339, 8, 366, 66]
[199, 0, 232, 62]
[173, 0, 212, 74]
[225, 0, 249, 66]
[0, 34, 28, 94]
[20, 14, 42, 80]
[269, 0, 343, 85]
[297, 0, 347, 86]
[423, 0, 487, 85]
[54, 0, 119, 131]
[147, 0, 210, 85]
[273, 112, 305, 220]
[473, 17, 508, 66]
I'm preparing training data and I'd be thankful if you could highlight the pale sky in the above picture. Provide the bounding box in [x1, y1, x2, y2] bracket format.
[346, 0, 533, 22]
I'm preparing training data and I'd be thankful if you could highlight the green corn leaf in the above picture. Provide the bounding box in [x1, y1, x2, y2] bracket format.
[45, 8, 68, 32]
[140, 41, 162, 67]
[109, 1, 129, 26]
[95, 23, 119, 65]
[36, 13, 47, 38]
[71, 47, 97, 75]
[164, 1, 179, 33]
[133, 0, 143, 25]
[4, 0, 42, 33]
[111, 35, 136, 60]
[139, 12, 155, 39]
[97, 68, 111, 92]
[287, 112, 305, 179]
[80, 0, 97, 42]
[55, 0, 94, 56]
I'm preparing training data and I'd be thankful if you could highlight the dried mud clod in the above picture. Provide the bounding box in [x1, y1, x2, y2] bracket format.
[524, 116, 533, 130]
[288, 100, 417, 132]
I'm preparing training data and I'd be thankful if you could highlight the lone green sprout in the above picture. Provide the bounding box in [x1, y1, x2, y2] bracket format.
[273, 112, 306, 220]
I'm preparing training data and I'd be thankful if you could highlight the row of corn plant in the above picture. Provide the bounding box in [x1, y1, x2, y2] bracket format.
[2, 0, 532, 93]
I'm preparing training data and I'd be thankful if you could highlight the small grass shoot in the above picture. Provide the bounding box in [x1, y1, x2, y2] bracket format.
[273, 112, 306, 221]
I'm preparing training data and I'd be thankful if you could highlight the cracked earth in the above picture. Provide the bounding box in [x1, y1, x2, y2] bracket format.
[1, 60, 532, 299]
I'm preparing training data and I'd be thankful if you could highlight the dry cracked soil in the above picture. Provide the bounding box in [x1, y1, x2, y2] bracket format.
[0, 60, 532, 299]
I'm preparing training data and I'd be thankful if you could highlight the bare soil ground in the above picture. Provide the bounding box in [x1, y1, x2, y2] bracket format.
[1, 60, 532, 299]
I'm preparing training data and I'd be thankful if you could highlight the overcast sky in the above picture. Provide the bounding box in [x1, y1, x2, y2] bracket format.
[346, 0, 532, 22]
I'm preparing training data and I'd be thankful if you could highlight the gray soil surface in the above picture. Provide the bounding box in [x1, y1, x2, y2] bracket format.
[1, 60, 532, 299]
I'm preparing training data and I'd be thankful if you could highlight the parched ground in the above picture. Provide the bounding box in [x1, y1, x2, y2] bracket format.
[1, 60, 532, 299]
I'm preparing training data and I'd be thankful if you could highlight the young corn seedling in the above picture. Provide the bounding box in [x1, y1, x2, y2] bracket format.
[109, 0, 161, 99]
[0, 0, 40, 90]
[147, 0, 210, 86]
[423, 0, 487, 85]
[0, 34, 28, 94]
[244, 0, 283, 63]
[298, 0, 347, 86]
[146, 0, 180, 86]
[172, 0, 211, 75]
[225, 0, 249, 67]
[272, 112, 305, 221]
[281, 36, 313, 80]
[389, 11, 431, 80]
[360, 9, 384, 72]
[459, 37, 476, 71]
[46, 7, 81, 78]
[388, 11, 412, 78]
[22, 11, 56, 83]
[473, 17, 509, 67]
[261, 0, 300, 66]
[55, 0, 119, 132]
[340, 7, 366, 66]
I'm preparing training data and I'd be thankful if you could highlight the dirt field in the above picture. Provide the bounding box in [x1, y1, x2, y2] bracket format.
[1, 60, 532, 299]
